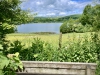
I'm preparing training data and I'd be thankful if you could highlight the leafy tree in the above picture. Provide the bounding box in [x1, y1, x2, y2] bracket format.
[0, 0, 33, 53]
[92, 5, 100, 31]
[80, 5, 93, 25]
[60, 18, 78, 33]
[0, 0, 33, 24]
[0, 0, 32, 74]
[80, 4, 100, 31]
[80, 2, 100, 74]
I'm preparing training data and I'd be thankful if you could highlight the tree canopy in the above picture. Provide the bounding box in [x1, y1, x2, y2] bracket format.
[80, 4, 100, 31]
[0, 0, 34, 52]
[0, 0, 33, 24]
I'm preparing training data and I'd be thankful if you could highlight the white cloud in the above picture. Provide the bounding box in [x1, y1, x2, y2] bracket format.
[59, 12, 67, 15]
[20, 0, 92, 16]
[46, 13, 56, 16]
[36, 1, 43, 5]
[48, 5, 55, 8]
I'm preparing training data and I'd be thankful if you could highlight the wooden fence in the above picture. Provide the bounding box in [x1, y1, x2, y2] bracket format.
[17, 61, 97, 75]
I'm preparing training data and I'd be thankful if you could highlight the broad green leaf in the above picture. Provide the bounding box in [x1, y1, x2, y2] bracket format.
[0, 54, 9, 69]
[0, 70, 4, 75]
[15, 52, 19, 57]
[34, 54, 38, 58]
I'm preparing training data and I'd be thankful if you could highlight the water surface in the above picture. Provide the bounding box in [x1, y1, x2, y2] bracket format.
[17, 23, 62, 34]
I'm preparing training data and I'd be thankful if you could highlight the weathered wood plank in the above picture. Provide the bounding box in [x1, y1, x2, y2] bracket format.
[24, 68, 85, 75]
[17, 73, 83, 75]
[22, 61, 96, 70]
[16, 61, 97, 75]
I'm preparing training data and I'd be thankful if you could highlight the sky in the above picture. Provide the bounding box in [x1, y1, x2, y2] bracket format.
[20, 0, 93, 17]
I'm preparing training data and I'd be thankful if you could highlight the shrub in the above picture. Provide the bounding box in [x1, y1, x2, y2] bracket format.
[60, 19, 93, 34]
[0, 23, 15, 55]
[9, 40, 24, 54]
[60, 21, 68, 33]
[75, 23, 93, 33]
[74, 23, 85, 33]
[60, 20, 75, 33]
[8, 34, 98, 63]
[0, 52, 23, 75]
[57, 34, 97, 62]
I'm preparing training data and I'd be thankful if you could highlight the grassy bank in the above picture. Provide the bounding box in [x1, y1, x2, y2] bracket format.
[7, 32, 91, 47]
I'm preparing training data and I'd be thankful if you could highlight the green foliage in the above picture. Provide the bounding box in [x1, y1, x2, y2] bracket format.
[0, 0, 33, 75]
[0, 23, 15, 34]
[60, 21, 69, 33]
[32, 14, 81, 23]
[80, 5, 93, 25]
[7, 33, 99, 63]
[6, 32, 100, 74]
[31, 38, 44, 54]
[0, 23, 15, 54]
[60, 19, 76, 33]
[80, 4, 100, 31]
[96, 61, 100, 75]
[74, 23, 85, 33]
[91, 33, 100, 61]
[0, 53, 9, 75]
[28, 38, 45, 60]
[21, 38, 55, 61]
[60, 18, 93, 33]
[60, 34, 97, 62]
[75, 23, 93, 33]
[0, 52, 23, 75]
[9, 40, 24, 54]
[0, 0, 33, 24]
[0, 0, 32, 74]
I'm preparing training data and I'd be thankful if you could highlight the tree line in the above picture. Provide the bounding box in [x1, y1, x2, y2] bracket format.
[60, 4, 100, 33]
[32, 14, 81, 23]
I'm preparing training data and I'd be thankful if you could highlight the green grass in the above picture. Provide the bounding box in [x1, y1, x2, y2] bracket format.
[6, 32, 91, 47]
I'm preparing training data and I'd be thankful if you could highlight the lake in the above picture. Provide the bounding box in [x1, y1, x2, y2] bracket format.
[17, 23, 62, 34]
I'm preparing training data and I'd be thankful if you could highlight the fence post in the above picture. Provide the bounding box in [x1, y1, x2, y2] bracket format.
[86, 65, 91, 75]
[58, 32, 62, 50]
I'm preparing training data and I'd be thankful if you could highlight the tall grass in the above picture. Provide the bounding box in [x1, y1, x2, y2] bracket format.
[7, 32, 91, 47]
[7, 32, 98, 63]
[6, 32, 100, 75]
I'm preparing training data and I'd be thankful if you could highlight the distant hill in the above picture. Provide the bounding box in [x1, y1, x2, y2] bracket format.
[32, 14, 81, 23]
[59, 14, 81, 19]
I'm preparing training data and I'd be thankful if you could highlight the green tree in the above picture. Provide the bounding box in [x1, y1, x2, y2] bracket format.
[80, 5, 93, 25]
[0, 0, 33, 54]
[60, 18, 76, 33]
[0, 0, 32, 74]
[80, 4, 100, 31]
[92, 5, 100, 31]
[0, 0, 33, 24]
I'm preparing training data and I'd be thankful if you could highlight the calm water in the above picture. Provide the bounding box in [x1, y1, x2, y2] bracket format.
[17, 23, 62, 34]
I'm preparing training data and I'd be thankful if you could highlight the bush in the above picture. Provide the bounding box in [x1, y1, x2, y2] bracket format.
[74, 23, 85, 33]
[75, 23, 93, 33]
[60, 19, 76, 33]
[60, 19, 93, 34]
[4, 32, 100, 74]
[7, 34, 98, 63]
[9, 40, 24, 54]
[96, 61, 100, 75]
[60, 35, 97, 62]
[0, 52, 23, 75]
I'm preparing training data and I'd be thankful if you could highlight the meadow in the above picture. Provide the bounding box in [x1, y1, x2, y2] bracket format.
[5, 32, 100, 75]
[6, 32, 99, 63]
[6, 32, 92, 47]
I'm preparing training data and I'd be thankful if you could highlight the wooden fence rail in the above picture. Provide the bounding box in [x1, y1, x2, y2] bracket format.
[17, 61, 97, 75]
